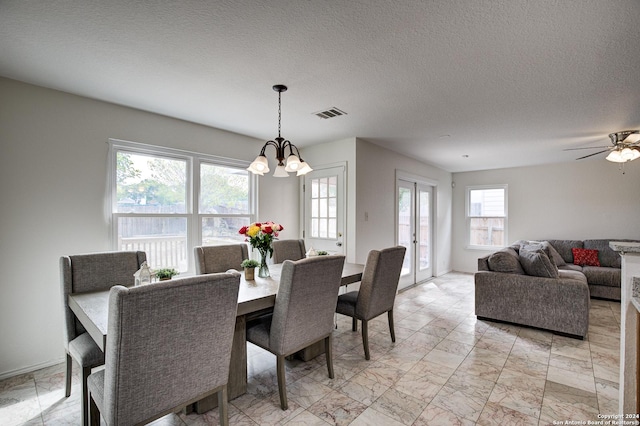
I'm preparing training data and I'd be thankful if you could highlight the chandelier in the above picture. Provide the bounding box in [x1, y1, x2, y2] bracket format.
[247, 85, 313, 177]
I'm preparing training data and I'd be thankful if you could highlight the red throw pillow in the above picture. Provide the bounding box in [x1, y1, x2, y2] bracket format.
[572, 248, 600, 267]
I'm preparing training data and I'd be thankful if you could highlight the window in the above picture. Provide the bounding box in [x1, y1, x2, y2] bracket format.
[109, 139, 255, 273]
[309, 176, 337, 239]
[466, 185, 507, 248]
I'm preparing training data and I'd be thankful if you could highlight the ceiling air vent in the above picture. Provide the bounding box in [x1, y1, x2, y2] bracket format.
[313, 107, 347, 119]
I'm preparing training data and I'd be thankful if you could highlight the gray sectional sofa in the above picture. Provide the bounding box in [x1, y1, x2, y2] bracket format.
[474, 239, 635, 339]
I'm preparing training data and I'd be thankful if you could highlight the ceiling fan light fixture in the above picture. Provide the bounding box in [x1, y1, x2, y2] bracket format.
[606, 147, 640, 163]
[606, 150, 624, 162]
[622, 147, 640, 162]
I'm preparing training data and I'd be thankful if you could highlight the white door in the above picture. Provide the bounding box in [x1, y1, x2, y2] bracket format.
[303, 165, 346, 255]
[397, 180, 433, 289]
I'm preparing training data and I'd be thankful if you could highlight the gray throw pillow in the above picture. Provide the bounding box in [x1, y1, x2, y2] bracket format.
[487, 248, 525, 274]
[522, 242, 559, 269]
[519, 248, 559, 278]
[547, 243, 566, 266]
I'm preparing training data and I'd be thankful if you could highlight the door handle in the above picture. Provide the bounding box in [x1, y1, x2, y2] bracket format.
[336, 242, 342, 247]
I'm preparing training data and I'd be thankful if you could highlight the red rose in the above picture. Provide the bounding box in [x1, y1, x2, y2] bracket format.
[263, 225, 273, 234]
[239, 226, 247, 235]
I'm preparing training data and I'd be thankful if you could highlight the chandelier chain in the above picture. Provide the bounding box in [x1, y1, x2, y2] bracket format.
[277, 91, 282, 138]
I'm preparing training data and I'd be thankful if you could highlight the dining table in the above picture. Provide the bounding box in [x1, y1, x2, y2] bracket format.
[68, 261, 364, 414]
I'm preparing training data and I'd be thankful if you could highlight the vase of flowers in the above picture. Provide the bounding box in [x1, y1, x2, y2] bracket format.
[239, 221, 284, 278]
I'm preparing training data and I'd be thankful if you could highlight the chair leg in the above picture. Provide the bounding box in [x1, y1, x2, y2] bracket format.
[89, 392, 100, 426]
[276, 356, 288, 410]
[218, 385, 229, 426]
[352, 317, 357, 332]
[388, 309, 396, 343]
[324, 336, 334, 379]
[65, 354, 72, 398]
[361, 320, 370, 360]
[82, 366, 92, 426]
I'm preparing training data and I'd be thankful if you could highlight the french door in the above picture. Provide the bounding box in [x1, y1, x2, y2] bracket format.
[397, 179, 433, 290]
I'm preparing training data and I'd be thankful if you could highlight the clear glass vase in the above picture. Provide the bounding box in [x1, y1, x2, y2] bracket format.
[258, 248, 270, 278]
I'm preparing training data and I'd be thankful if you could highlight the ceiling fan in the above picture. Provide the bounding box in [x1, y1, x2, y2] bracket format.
[564, 130, 640, 162]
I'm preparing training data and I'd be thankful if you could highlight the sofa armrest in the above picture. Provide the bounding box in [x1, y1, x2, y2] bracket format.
[474, 271, 590, 338]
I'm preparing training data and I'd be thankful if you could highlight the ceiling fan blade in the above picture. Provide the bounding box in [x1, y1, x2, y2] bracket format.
[563, 146, 611, 151]
[575, 149, 610, 160]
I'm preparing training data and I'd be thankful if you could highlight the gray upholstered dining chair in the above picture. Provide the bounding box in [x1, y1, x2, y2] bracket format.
[194, 243, 249, 274]
[246, 255, 345, 410]
[60, 251, 147, 426]
[87, 273, 240, 426]
[272, 239, 306, 263]
[335, 246, 406, 360]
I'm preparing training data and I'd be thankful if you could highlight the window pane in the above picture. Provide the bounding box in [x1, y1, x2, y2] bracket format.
[311, 218, 319, 237]
[328, 219, 337, 238]
[469, 188, 505, 216]
[319, 218, 328, 238]
[398, 187, 412, 276]
[200, 163, 249, 214]
[118, 217, 188, 272]
[202, 217, 248, 246]
[328, 198, 336, 217]
[328, 176, 337, 197]
[116, 152, 186, 213]
[319, 178, 328, 197]
[470, 217, 505, 246]
[312, 199, 318, 217]
[312, 180, 319, 198]
[319, 198, 327, 217]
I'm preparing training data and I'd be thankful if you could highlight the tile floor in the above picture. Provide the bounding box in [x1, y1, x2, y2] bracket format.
[0, 272, 622, 425]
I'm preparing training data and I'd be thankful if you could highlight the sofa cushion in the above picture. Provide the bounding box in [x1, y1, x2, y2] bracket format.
[558, 264, 583, 272]
[572, 248, 601, 267]
[558, 269, 588, 285]
[522, 242, 558, 269]
[583, 239, 621, 268]
[519, 248, 559, 278]
[546, 240, 584, 264]
[545, 243, 566, 267]
[487, 248, 525, 274]
[582, 266, 621, 287]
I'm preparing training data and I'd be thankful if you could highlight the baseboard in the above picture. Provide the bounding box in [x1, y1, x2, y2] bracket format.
[0, 356, 66, 381]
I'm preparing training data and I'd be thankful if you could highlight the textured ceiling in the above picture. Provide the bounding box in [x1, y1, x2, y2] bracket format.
[1, 0, 639, 172]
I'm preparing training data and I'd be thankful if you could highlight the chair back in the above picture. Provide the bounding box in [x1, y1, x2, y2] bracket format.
[269, 255, 345, 354]
[60, 251, 147, 346]
[356, 246, 406, 320]
[272, 239, 306, 263]
[194, 244, 249, 274]
[101, 273, 240, 425]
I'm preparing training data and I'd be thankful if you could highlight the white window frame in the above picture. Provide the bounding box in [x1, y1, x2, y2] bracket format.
[107, 139, 257, 275]
[465, 184, 508, 250]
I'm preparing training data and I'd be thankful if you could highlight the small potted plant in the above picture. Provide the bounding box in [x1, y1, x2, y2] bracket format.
[241, 259, 260, 280]
[154, 268, 179, 281]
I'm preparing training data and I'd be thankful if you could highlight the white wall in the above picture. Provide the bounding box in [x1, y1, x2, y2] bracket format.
[451, 160, 640, 273]
[0, 77, 298, 378]
[355, 139, 453, 275]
